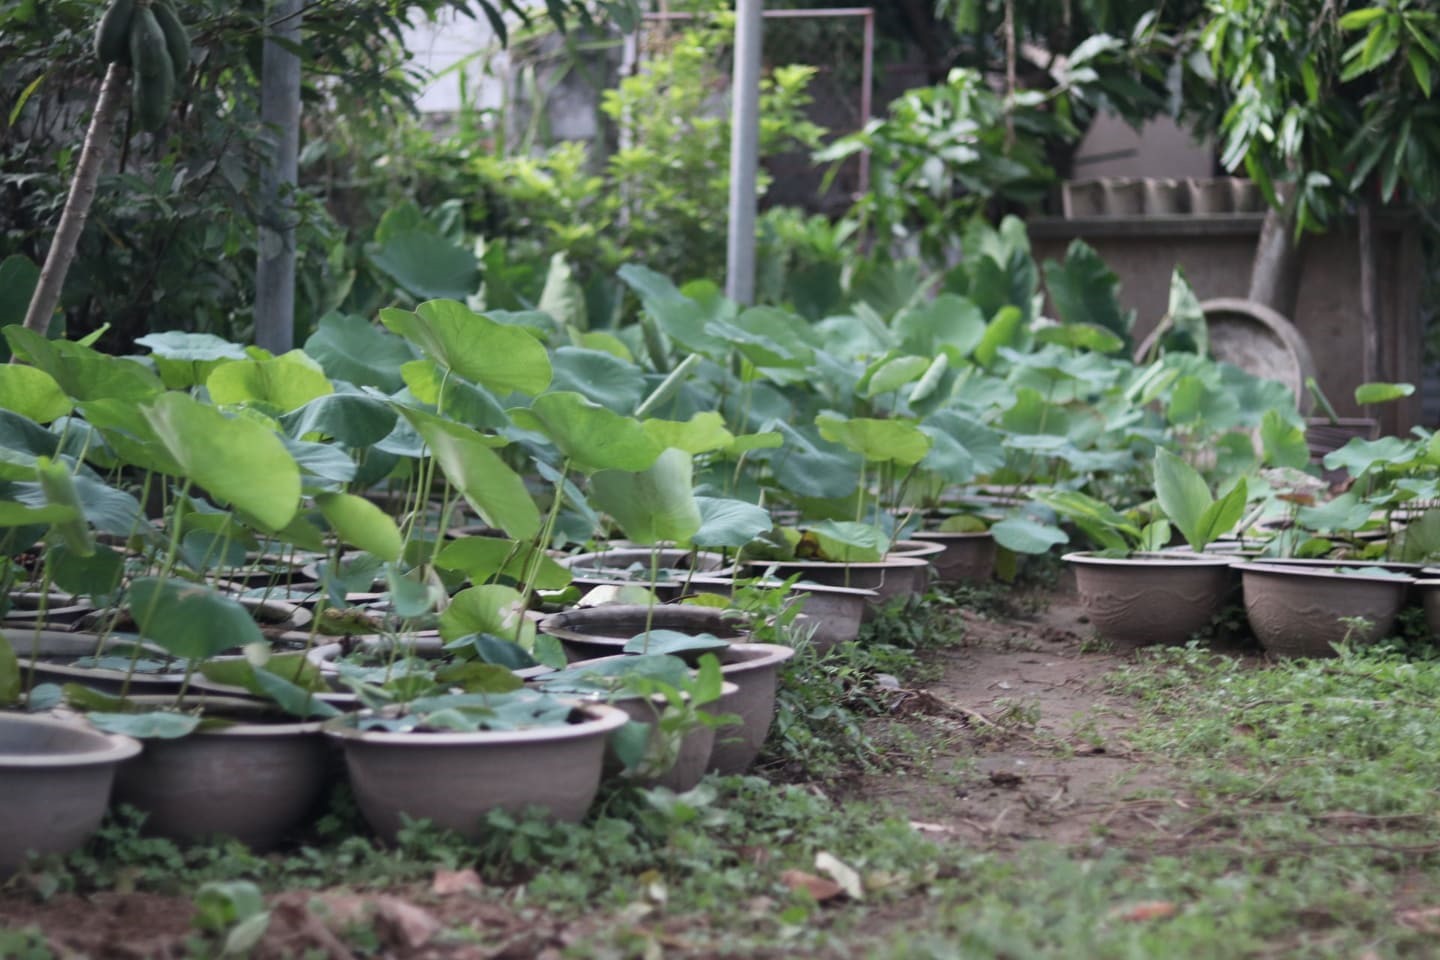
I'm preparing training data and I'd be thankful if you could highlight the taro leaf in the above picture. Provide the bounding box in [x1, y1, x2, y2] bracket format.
[1036, 489, 1137, 552]
[199, 652, 327, 693]
[141, 392, 300, 531]
[0, 365, 70, 422]
[1322, 436, 1418, 479]
[938, 514, 988, 533]
[0, 633, 18, 706]
[128, 577, 264, 660]
[369, 230, 479, 301]
[179, 530, 248, 574]
[860, 355, 930, 398]
[1034, 323, 1125, 354]
[908, 354, 950, 408]
[282, 437, 357, 486]
[973, 306, 1026, 368]
[1153, 448, 1214, 550]
[9, 471, 147, 539]
[892, 293, 986, 361]
[385, 564, 442, 618]
[921, 413, 1006, 477]
[401, 360, 511, 432]
[74, 398, 180, 475]
[1192, 477, 1247, 549]
[440, 584, 535, 649]
[434, 538, 572, 590]
[815, 414, 931, 467]
[1001, 387, 1072, 436]
[989, 516, 1068, 554]
[303, 313, 413, 393]
[0, 502, 76, 527]
[623, 630, 730, 656]
[251, 667, 341, 719]
[610, 721, 652, 772]
[590, 448, 701, 546]
[692, 496, 773, 548]
[450, 634, 540, 670]
[1397, 508, 1440, 562]
[766, 422, 860, 499]
[806, 520, 889, 561]
[1043, 240, 1134, 343]
[434, 661, 524, 694]
[315, 492, 403, 561]
[4, 327, 164, 402]
[207, 354, 334, 413]
[193, 881, 268, 940]
[1355, 381, 1415, 405]
[282, 392, 397, 447]
[508, 392, 661, 473]
[36, 456, 92, 556]
[1261, 408, 1310, 469]
[1161, 267, 1207, 357]
[617, 264, 730, 356]
[549, 347, 645, 413]
[396, 405, 540, 540]
[1297, 491, 1374, 533]
[539, 653, 692, 694]
[87, 710, 201, 739]
[380, 300, 551, 396]
[642, 412, 734, 455]
[136, 331, 248, 389]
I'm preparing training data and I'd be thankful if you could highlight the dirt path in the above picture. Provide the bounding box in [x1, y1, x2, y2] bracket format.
[842, 582, 1191, 849]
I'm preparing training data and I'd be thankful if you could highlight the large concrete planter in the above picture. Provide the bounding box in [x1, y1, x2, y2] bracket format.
[710, 643, 796, 775]
[0, 713, 141, 877]
[112, 698, 328, 850]
[1064, 551, 1236, 647]
[1238, 562, 1414, 658]
[538, 604, 749, 661]
[326, 702, 629, 842]
[909, 531, 997, 583]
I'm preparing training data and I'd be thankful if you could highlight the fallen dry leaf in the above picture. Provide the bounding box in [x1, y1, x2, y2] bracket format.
[780, 870, 845, 902]
[1110, 900, 1178, 923]
[988, 770, 1024, 787]
[815, 851, 864, 901]
[1396, 907, 1440, 934]
[432, 868, 483, 896]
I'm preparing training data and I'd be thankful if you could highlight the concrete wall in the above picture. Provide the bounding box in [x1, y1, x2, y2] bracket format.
[1030, 214, 1425, 435]
[1072, 113, 1214, 180]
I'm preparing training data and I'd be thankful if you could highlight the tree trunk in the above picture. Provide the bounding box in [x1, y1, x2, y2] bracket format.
[254, 0, 304, 354]
[1247, 203, 1304, 320]
[21, 64, 127, 337]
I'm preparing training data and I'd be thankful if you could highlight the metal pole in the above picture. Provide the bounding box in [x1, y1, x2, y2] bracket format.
[254, 0, 303, 353]
[858, 8, 873, 195]
[725, 0, 763, 305]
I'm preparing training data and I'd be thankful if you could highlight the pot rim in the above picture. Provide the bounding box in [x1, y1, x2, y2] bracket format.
[1063, 551, 1236, 568]
[909, 530, 995, 541]
[323, 700, 630, 745]
[886, 540, 948, 558]
[722, 642, 797, 671]
[741, 556, 932, 571]
[115, 694, 326, 736]
[0, 712, 143, 767]
[684, 576, 879, 599]
[1235, 561, 1416, 585]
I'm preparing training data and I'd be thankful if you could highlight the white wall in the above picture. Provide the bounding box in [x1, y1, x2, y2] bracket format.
[401, 9, 509, 114]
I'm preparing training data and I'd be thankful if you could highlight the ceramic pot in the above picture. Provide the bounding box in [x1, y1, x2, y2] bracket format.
[538, 604, 750, 661]
[1187, 177, 1232, 213]
[1061, 179, 1104, 218]
[1238, 562, 1414, 658]
[112, 696, 329, 850]
[327, 701, 629, 842]
[0, 713, 141, 877]
[606, 682, 737, 791]
[709, 643, 796, 775]
[2, 591, 94, 627]
[683, 577, 876, 652]
[1143, 178, 1187, 214]
[1064, 551, 1237, 647]
[6, 630, 191, 696]
[739, 556, 932, 609]
[561, 548, 735, 602]
[1100, 177, 1144, 215]
[909, 531, 997, 583]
